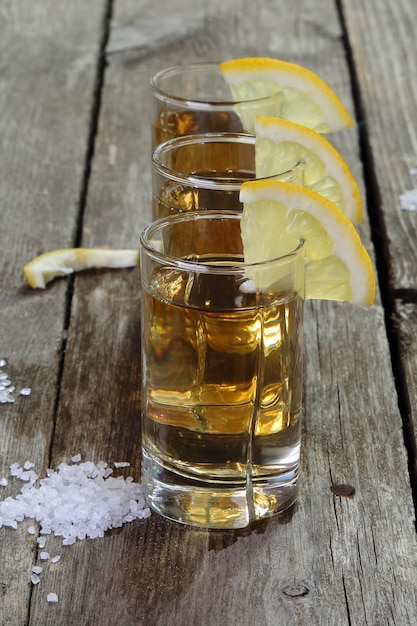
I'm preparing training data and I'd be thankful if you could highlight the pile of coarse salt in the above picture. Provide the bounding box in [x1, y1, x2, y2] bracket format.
[0, 455, 151, 545]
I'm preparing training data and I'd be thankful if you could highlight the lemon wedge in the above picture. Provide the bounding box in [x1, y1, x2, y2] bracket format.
[255, 116, 362, 222]
[24, 248, 139, 289]
[239, 180, 375, 305]
[220, 57, 354, 133]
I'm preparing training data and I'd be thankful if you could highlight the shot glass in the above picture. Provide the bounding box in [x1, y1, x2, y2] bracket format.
[152, 132, 303, 220]
[150, 62, 280, 148]
[140, 211, 305, 529]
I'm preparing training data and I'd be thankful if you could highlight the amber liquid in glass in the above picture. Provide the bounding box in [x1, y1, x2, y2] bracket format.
[152, 110, 244, 148]
[153, 137, 255, 219]
[141, 263, 303, 528]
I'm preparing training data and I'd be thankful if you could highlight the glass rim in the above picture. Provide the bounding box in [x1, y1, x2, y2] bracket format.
[152, 132, 302, 190]
[140, 210, 305, 273]
[150, 61, 279, 108]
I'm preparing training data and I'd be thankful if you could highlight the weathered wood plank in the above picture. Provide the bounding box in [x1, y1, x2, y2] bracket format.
[341, 0, 417, 491]
[0, 1, 108, 624]
[341, 0, 417, 290]
[25, 0, 417, 624]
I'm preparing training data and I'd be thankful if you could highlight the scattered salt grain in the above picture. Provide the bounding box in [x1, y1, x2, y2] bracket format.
[51, 555, 61, 564]
[47, 593, 58, 603]
[114, 462, 130, 468]
[32, 566, 43, 575]
[0, 387, 15, 404]
[0, 459, 150, 543]
[40, 552, 50, 561]
[400, 189, 417, 211]
[9, 463, 38, 485]
[27, 525, 36, 534]
[31, 574, 41, 585]
[71, 454, 81, 463]
[0, 360, 31, 404]
[0, 478, 8, 487]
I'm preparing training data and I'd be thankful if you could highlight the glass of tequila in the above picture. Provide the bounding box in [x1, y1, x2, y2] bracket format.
[151, 62, 280, 149]
[152, 132, 303, 220]
[140, 211, 305, 529]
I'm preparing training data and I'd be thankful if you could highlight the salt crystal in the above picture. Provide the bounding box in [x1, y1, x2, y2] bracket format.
[0, 359, 7, 367]
[62, 537, 76, 546]
[23, 461, 35, 470]
[37, 537, 47, 548]
[18, 470, 38, 484]
[31, 574, 41, 585]
[0, 478, 8, 487]
[51, 555, 61, 564]
[47, 593, 58, 603]
[114, 462, 130, 468]
[27, 525, 36, 534]
[19, 388, 32, 397]
[32, 566, 43, 574]
[0, 389, 14, 404]
[71, 454, 81, 463]
[400, 189, 417, 211]
[40, 552, 49, 560]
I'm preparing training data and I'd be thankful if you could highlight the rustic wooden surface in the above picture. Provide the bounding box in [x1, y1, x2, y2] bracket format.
[1, 0, 417, 624]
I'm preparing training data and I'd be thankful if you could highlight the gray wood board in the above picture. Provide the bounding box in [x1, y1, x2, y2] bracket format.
[342, 0, 417, 291]
[342, 0, 417, 475]
[0, 1, 108, 624]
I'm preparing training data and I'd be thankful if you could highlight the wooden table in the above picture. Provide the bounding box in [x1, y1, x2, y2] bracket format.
[1, 0, 417, 624]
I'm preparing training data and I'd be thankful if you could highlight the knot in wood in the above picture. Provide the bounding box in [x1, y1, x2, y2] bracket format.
[330, 483, 356, 497]
[283, 583, 309, 598]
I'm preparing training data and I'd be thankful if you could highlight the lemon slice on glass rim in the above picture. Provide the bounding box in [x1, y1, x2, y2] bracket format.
[23, 248, 139, 289]
[239, 179, 375, 306]
[220, 57, 354, 133]
[254, 116, 362, 223]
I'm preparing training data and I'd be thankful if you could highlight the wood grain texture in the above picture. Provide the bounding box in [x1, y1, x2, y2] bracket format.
[1, 0, 417, 624]
[0, 1, 107, 624]
[341, 0, 417, 290]
[341, 0, 417, 496]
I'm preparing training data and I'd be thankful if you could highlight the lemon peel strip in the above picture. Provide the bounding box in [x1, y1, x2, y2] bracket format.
[24, 248, 139, 289]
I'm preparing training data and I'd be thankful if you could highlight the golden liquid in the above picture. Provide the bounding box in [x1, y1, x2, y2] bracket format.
[152, 110, 244, 148]
[142, 266, 303, 491]
[153, 169, 253, 219]
[153, 135, 256, 220]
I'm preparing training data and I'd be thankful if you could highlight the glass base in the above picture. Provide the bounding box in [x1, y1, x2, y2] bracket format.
[141, 450, 299, 529]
